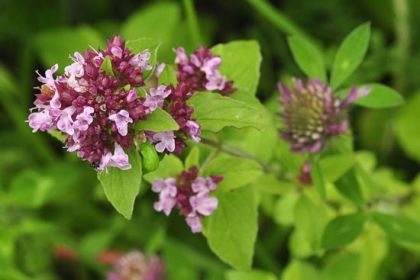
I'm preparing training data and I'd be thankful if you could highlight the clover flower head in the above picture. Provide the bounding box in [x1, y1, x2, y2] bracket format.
[107, 251, 164, 280]
[278, 78, 370, 153]
[151, 166, 222, 233]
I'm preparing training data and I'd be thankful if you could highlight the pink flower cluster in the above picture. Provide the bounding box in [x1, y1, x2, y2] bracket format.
[175, 47, 235, 95]
[278, 79, 370, 153]
[151, 166, 222, 233]
[107, 251, 164, 280]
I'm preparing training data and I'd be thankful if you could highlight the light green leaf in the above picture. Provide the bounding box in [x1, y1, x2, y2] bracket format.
[121, 3, 180, 60]
[288, 36, 326, 81]
[394, 93, 420, 162]
[274, 191, 300, 226]
[100, 55, 113, 76]
[140, 143, 160, 172]
[226, 270, 277, 280]
[205, 186, 258, 270]
[354, 84, 404, 108]
[143, 154, 183, 183]
[335, 168, 365, 207]
[294, 194, 328, 253]
[319, 154, 355, 182]
[185, 146, 200, 169]
[134, 108, 179, 132]
[202, 154, 262, 191]
[321, 213, 367, 249]
[372, 212, 420, 244]
[34, 26, 103, 70]
[188, 93, 270, 132]
[331, 23, 370, 89]
[98, 150, 142, 219]
[282, 260, 321, 280]
[211, 40, 262, 99]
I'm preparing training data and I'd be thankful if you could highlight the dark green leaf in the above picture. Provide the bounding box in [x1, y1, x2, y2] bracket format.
[321, 213, 367, 249]
[335, 168, 365, 207]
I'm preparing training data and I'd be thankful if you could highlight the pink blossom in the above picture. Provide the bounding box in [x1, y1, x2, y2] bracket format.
[185, 214, 202, 233]
[151, 131, 176, 153]
[73, 106, 94, 131]
[144, 86, 171, 113]
[175, 47, 188, 64]
[109, 110, 133, 136]
[57, 106, 76, 135]
[28, 110, 55, 132]
[36, 64, 58, 90]
[189, 191, 218, 216]
[98, 143, 131, 171]
[129, 50, 152, 70]
[185, 120, 201, 142]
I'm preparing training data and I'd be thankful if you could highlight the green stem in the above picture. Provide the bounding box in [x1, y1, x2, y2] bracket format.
[247, 0, 316, 45]
[201, 137, 271, 172]
[392, 0, 410, 94]
[182, 0, 202, 47]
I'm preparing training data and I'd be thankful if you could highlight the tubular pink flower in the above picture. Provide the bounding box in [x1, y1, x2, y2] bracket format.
[109, 110, 133, 136]
[151, 131, 176, 153]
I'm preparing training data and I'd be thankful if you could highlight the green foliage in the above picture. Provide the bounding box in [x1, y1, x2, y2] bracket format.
[212, 40, 262, 99]
[98, 150, 142, 219]
[100, 55, 113, 76]
[143, 154, 184, 183]
[321, 213, 367, 249]
[372, 212, 420, 245]
[335, 168, 365, 207]
[355, 84, 404, 108]
[331, 23, 371, 89]
[394, 93, 420, 162]
[226, 269, 277, 280]
[188, 93, 270, 132]
[134, 108, 179, 132]
[205, 186, 258, 270]
[288, 36, 326, 81]
[140, 143, 160, 172]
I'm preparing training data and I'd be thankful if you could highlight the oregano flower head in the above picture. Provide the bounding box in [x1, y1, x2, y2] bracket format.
[107, 251, 164, 280]
[27, 35, 173, 171]
[278, 78, 370, 153]
[152, 166, 223, 233]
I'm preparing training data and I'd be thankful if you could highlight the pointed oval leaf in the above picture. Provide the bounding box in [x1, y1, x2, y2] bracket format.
[134, 108, 179, 132]
[354, 84, 404, 108]
[331, 23, 370, 89]
[98, 150, 142, 219]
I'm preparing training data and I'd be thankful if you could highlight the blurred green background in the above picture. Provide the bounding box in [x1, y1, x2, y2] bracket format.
[0, 0, 419, 279]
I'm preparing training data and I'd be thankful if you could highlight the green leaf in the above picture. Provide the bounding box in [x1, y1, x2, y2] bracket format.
[143, 154, 183, 183]
[282, 260, 321, 280]
[100, 55, 113, 76]
[34, 26, 103, 69]
[211, 40, 262, 99]
[331, 23, 370, 89]
[321, 213, 367, 249]
[335, 168, 365, 207]
[288, 36, 326, 81]
[134, 108, 179, 132]
[98, 150, 142, 219]
[205, 186, 258, 270]
[310, 160, 326, 199]
[294, 194, 328, 253]
[226, 270, 277, 280]
[394, 93, 420, 162]
[121, 3, 180, 60]
[188, 93, 270, 132]
[372, 212, 420, 244]
[354, 84, 404, 108]
[185, 146, 200, 169]
[274, 191, 300, 226]
[202, 154, 263, 191]
[319, 154, 355, 182]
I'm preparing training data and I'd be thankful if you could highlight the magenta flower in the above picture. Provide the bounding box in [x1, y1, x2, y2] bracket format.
[151, 166, 222, 233]
[278, 79, 370, 153]
[107, 251, 164, 280]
